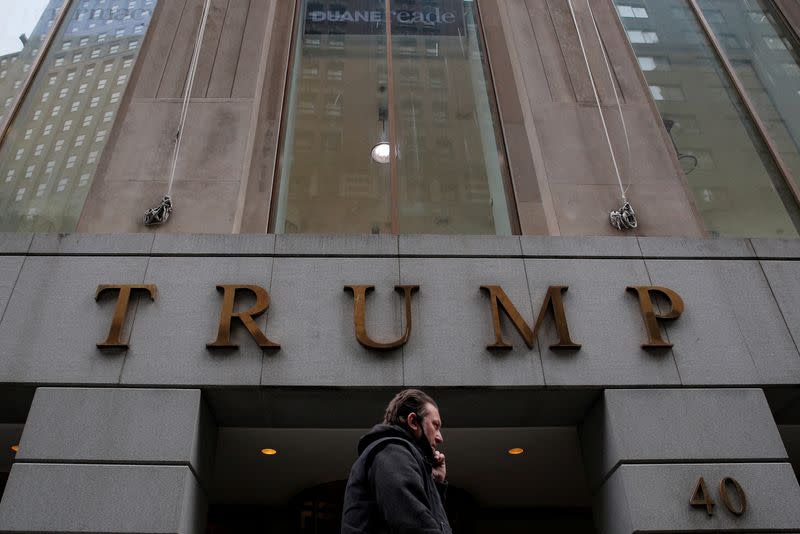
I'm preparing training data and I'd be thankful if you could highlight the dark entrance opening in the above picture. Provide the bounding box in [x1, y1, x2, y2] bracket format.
[207, 481, 596, 533]
[205, 427, 597, 533]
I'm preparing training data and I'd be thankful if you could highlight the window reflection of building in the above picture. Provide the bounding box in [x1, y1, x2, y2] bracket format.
[698, 0, 800, 187]
[0, 1, 64, 127]
[0, 0, 156, 233]
[616, 0, 800, 238]
[275, 0, 513, 235]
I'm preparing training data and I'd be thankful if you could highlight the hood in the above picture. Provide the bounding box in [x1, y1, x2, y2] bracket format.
[357, 424, 432, 461]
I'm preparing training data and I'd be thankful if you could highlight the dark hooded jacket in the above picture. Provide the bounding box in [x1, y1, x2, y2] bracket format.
[341, 424, 453, 534]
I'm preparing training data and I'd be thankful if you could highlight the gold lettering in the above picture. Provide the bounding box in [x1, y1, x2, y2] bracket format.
[480, 286, 580, 350]
[627, 286, 684, 348]
[719, 477, 747, 516]
[689, 476, 715, 516]
[344, 285, 419, 351]
[207, 285, 280, 349]
[96, 284, 157, 349]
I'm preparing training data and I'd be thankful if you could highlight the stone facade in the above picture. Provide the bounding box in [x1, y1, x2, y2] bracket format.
[0, 234, 798, 532]
[3, 0, 800, 532]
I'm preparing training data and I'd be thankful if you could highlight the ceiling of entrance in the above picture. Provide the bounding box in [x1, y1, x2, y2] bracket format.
[211, 426, 590, 508]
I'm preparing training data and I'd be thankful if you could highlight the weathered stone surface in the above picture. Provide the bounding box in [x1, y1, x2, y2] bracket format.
[598, 463, 800, 533]
[17, 388, 214, 482]
[0, 463, 205, 533]
[0, 256, 149, 384]
[582, 389, 787, 488]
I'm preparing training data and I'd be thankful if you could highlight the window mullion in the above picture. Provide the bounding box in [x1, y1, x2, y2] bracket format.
[0, 0, 76, 148]
[686, 0, 800, 211]
[772, 0, 800, 47]
[385, 0, 399, 235]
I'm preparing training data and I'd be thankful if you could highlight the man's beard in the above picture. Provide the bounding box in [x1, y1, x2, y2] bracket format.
[415, 425, 435, 462]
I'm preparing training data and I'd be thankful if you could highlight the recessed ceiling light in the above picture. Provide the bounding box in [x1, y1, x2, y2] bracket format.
[10, 444, 19, 453]
[261, 448, 278, 456]
[508, 447, 524, 456]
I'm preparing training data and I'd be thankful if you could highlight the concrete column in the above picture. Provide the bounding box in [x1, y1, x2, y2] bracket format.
[581, 388, 800, 533]
[0, 388, 215, 533]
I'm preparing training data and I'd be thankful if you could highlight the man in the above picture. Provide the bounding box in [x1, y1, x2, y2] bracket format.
[341, 389, 452, 534]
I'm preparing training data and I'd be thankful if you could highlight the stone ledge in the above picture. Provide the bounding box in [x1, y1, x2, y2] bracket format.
[0, 233, 33, 254]
[751, 238, 800, 259]
[522, 236, 641, 258]
[4, 234, 799, 261]
[29, 233, 154, 255]
[153, 233, 275, 256]
[276, 234, 397, 256]
[599, 462, 800, 533]
[401, 235, 521, 257]
[0, 463, 205, 533]
[581, 389, 788, 490]
[16, 388, 215, 484]
[638, 237, 755, 258]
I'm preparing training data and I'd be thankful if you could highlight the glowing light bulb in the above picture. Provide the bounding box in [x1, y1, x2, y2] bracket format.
[371, 142, 391, 164]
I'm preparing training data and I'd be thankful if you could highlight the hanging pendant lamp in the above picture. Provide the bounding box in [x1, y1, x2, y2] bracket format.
[371, 106, 391, 164]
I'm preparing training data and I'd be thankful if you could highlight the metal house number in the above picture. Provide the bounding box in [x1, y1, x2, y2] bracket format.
[690, 476, 747, 517]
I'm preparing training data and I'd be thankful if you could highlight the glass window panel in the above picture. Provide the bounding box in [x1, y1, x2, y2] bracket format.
[0, 1, 67, 126]
[392, 0, 512, 235]
[618, 5, 649, 18]
[275, 0, 392, 235]
[616, 0, 800, 238]
[698, 0, 800, 191]
[0, 0, 157, 233]
[639, 56, 670, 71]
[275, 0, 513, 235]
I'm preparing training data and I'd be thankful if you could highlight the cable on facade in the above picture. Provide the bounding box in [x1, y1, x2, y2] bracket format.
[144, 0, 213, 226]
[566, 0, 638, 231]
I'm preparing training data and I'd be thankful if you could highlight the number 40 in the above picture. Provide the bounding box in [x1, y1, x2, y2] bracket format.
[690, 477, 747, 516]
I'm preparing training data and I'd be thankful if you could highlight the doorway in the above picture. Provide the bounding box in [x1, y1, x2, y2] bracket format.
[205, 427, 597, 533]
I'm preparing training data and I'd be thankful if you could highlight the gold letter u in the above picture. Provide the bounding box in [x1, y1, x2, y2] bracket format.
[344, 285, 419, 351]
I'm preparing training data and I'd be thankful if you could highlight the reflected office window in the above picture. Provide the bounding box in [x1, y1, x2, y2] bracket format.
[697, 0, 800, 191]
[0, 1, 68, 127]
[616, 0, 800, 238]
[275, 0, 514, 235]
[0, 0, 157, 233]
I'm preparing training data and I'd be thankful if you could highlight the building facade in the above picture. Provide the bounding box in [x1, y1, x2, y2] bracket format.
[2, 1, 800, 533]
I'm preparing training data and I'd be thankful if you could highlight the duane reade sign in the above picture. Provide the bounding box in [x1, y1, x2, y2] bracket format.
[304, 1, 466, 36]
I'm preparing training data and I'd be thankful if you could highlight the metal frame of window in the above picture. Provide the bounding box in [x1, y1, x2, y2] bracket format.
[268, 0, 302, 235]
[268, 0, 521, 235]
[0, 0, 76, 148]
[473, 0, 522, 236]
[384, 0, 400, 235]
[682, 0, 800, 209]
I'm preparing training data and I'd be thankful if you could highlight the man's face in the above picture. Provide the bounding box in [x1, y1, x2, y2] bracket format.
[411, 403, 444, 453]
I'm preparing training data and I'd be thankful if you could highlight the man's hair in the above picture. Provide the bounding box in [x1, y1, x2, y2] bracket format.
[383, 389, 437, 428]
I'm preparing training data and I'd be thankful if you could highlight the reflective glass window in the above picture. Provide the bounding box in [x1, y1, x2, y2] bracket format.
[275, 0, 513, 235]
[0, 0, 157, 233]
[0, 1, 68, 127]
[616, 0, 800, 238]
[697, 0, 800, 189]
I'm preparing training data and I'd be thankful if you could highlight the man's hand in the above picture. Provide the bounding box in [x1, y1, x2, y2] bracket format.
[432, 450, 446, 483]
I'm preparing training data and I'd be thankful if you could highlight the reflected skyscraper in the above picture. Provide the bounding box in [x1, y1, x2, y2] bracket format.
[0, 0, 156, 232]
